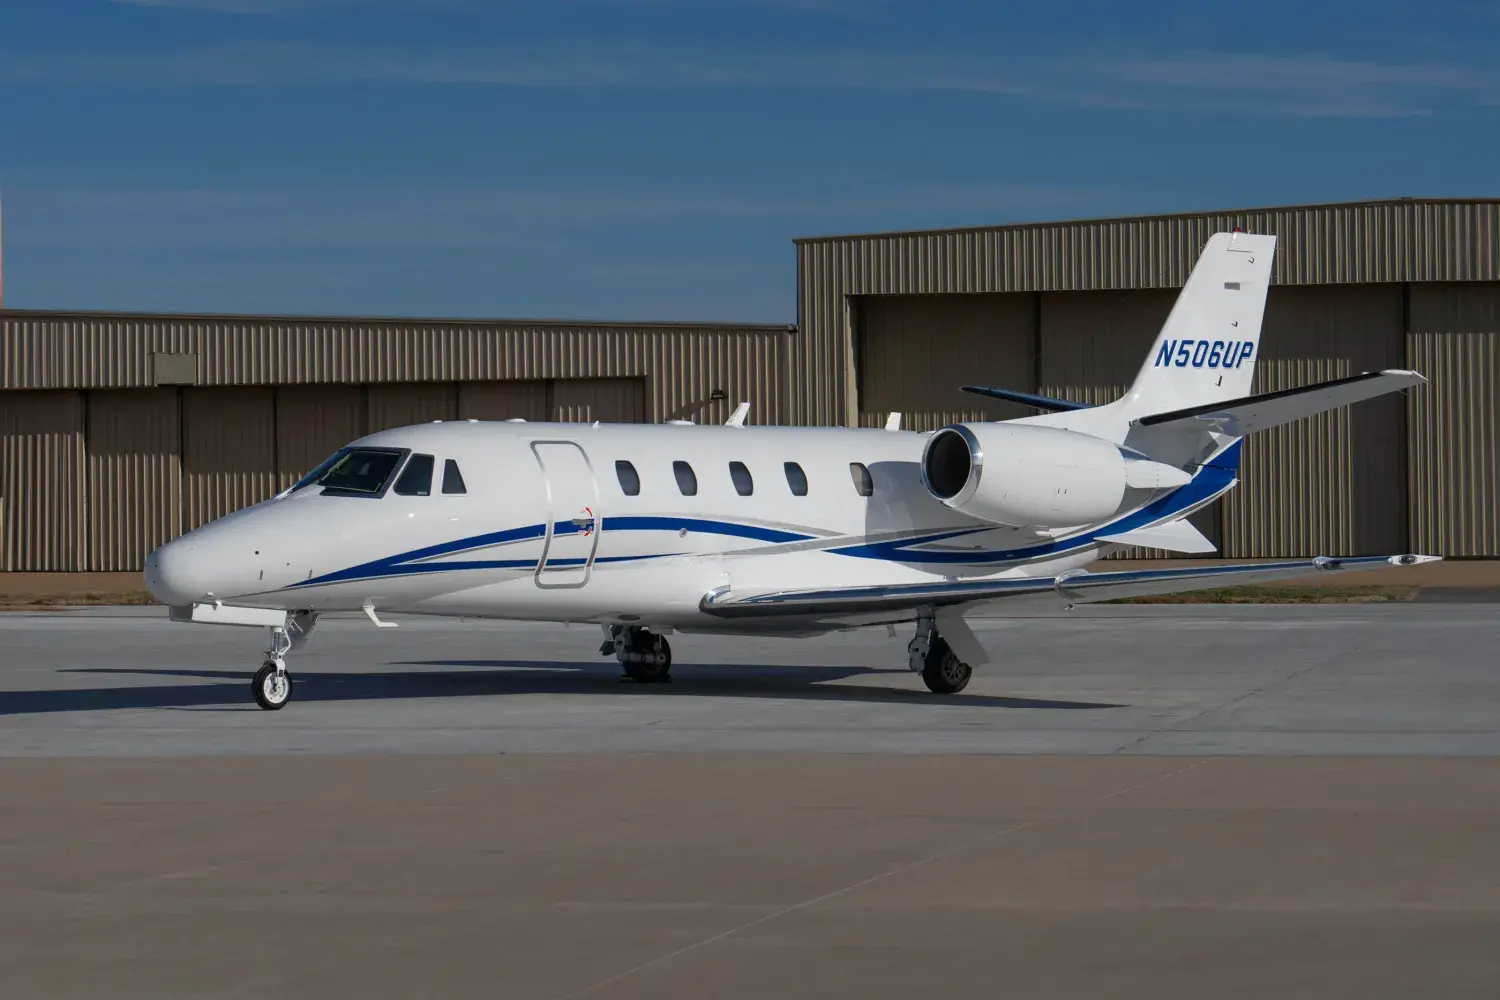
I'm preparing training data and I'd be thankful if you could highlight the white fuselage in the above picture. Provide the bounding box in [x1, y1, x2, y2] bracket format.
[143, 419, 1236, 633]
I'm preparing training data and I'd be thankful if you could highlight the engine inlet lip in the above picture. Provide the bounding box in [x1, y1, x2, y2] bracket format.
[921, 424, 984, 506]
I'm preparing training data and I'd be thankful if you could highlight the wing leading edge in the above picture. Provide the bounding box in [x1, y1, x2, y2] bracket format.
[700, 554, 1439, 619]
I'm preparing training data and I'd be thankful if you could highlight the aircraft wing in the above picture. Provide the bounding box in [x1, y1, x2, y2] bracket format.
[699, 554, 1438, 620]
[1133, 370, 1426, 436]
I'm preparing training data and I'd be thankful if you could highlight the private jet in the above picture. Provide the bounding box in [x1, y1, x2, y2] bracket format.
[143, 231, 1437, 709]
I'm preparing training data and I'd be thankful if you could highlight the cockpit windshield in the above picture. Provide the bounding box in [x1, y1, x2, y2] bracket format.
[290, 448, 408, 497]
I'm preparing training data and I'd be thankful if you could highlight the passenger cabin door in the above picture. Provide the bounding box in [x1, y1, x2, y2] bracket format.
[530, 441, 601, 588]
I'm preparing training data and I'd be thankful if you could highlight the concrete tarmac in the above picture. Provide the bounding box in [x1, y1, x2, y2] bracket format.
[2, 605, 1499, 998]
[1, 604, 1497, 756]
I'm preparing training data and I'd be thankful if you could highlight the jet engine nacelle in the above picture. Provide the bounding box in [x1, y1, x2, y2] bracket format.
[920, 423, 1191, 528]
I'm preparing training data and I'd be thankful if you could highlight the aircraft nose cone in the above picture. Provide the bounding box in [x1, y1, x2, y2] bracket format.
[143, 539, 208, 606]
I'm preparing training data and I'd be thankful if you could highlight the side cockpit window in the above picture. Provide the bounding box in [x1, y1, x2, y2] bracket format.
[442, 459, 468, 495]
[295, 447, 407, 497]
[394, 454, 435, 496]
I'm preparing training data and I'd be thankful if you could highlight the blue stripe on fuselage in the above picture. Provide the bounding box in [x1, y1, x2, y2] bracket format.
[290, 444, 1239, 587]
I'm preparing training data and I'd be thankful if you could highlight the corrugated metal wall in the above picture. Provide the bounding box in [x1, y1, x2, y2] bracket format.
[183, 388, 277, 533]
[1219, 285, 1406, 557]
[551, 378, 646, 423]
[368, 383, 460, 431]
[853, 294, 1037, 430]
[275, 385, 368, 492]
[458, 382, 548, 422]
[1407, 283, 1500, 555]
[798, 200, 1500, 426]
[0, 391, 84, 571]
[0, 314, 793, 422]
[86, 389, 181, 572]
[1036, 290, 1174, 405]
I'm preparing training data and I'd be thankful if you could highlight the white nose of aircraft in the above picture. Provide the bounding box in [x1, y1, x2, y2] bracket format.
[143, 537, 216, 606]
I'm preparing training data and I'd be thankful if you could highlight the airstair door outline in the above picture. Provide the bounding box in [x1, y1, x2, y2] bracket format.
[531, 440, 601, 588]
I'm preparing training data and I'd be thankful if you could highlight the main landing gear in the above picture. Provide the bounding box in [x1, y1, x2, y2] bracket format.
[602, 625, 672, 683]
[251, 612, 318, 710]
[908, 612, 974, 695]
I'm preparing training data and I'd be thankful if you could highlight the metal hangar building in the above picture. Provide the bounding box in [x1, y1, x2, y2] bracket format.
[1, 196, 1497, 572]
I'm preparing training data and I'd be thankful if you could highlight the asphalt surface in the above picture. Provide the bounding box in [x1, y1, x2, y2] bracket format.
[3, 604, 1499, 998]
[1, 603, 1497, 756]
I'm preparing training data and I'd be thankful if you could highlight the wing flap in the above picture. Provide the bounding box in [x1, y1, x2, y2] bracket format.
[1097, 519, 1217, 554]
[700, 554, 1439, 619]
[1134, 370, 1426, 435]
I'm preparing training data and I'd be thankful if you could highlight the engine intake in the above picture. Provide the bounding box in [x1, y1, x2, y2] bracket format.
[920, 423, 1190, 528]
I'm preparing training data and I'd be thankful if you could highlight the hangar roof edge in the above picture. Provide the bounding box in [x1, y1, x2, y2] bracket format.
[792, 197, 1500, 245]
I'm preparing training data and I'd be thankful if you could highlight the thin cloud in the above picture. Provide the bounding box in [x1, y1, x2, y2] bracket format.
[5, 38, 1498, 117]
[7, 183, 1090, 251]
[111, 0, 470, 13]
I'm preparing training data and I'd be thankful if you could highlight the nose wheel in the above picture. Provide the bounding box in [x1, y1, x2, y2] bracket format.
[250, 619, 310, 710]
[252, 660, 292, 710]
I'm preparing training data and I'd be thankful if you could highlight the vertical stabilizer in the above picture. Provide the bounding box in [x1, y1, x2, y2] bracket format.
[1119, 231, 1276, 419]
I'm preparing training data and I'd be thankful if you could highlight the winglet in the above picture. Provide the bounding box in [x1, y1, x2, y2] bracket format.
[885, 412, 902, 431]
[725, 402, 750, 427]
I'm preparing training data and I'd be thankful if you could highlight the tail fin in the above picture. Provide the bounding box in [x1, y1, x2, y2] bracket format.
[1118, 231, 1276, 420]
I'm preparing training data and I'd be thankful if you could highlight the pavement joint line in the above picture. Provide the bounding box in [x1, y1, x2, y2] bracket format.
[1111, 642, 1363, 754]
[555, 757, 1212, 999]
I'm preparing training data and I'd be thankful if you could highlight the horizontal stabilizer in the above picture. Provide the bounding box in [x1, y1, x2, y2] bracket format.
[700, 554, 1439, 619]
[961, 385, 1091, 413]
[1135, 370, 1426, 435]
[1097, 520, 1217, 554]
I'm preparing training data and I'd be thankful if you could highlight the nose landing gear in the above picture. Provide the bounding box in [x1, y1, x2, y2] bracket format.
[602, 625, 672, 683]
[251, 612, 317, 710]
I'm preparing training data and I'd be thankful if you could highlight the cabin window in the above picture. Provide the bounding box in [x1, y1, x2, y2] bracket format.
[615, 460, 641, 497]
[673, 461, 698, 496]
[441, 459, 468, 495]
[850, 462, 873, 497]
[729, 461, 753, 497]
[394, 453, 435, 496]
[784, 462, 808, 497]
[296, 447, 407, 497]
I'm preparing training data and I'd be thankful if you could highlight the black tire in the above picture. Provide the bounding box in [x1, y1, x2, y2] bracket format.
[921, 637, 972, 695]
[252, 661, 292, 710]
[624, 636, 672, 683]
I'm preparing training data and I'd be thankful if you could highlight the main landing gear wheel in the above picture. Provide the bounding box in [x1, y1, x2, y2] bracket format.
[624, 639, 671, 683]
[252, 660, 292, 710]
[920, 638, 972, 695]
[909, 613, 974, 695]
[606, 626, 673, 683]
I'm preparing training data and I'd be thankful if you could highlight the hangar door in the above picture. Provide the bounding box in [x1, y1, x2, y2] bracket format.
[1219, 285, 1407, 558]
[854, 294, 1038, 431]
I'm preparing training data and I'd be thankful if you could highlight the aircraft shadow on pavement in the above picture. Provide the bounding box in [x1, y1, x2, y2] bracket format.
[13, 661, 1124, 715]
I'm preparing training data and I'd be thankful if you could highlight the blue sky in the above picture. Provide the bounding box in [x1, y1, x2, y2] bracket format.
[1, 1, 1496, 321]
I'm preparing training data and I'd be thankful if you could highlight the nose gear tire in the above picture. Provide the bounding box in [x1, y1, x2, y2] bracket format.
[252, 661, 292, 710]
